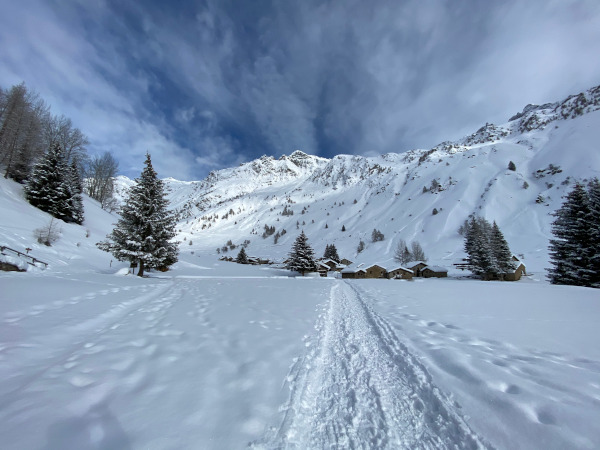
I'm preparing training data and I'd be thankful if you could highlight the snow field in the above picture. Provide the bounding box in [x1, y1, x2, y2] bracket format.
[0, 270, 329, 449]
[353, 278, 600, 449]
[1, 249, 599, 449]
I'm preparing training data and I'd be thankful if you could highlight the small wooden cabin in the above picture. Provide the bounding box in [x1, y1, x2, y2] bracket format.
[340, 258, 354, 266]
[405, 261, 428, 277]
[317, 261, 331, 277]
[387, 267, 414, 280]
[320, 259, 344, 271]
[504, 263, 526, 281]
[341, 268, 366, 279]
[365, 264, 387, 279]
[421, 265, 448, 278]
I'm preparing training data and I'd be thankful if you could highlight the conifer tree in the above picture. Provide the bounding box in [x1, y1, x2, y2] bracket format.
[98, 153, 178, 276]
[548, 183, 594, 286]
[465, 216, 514, 279]
[25, 143, 75, 223]
[287, 231, 317, 275]
[490, 221, 516, 275]
[323, 243, 340, 262]
[588, 178, 600, 287]
[67, 160, 84, 225]
[236, 247, 248, 264]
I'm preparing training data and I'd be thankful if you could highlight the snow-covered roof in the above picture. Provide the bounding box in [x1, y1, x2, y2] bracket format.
[320, 258, 345, 268]
[386, 266, 413, 273]
[512, 255, 526, 267]
[341, 267, 366, 274]
[424, 265, 448, 272]
[364, 263, 386, 270]
[405, 261, 427, 268]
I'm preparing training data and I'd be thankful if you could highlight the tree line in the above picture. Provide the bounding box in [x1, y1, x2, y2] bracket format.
[0, 82, 119, 222]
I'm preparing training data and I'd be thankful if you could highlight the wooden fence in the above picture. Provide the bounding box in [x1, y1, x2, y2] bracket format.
[0, 245, 48, 269]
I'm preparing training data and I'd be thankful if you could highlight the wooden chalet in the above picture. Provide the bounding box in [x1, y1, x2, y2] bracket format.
[319, 258, 345, 272]
[405, 261, 428, 276]
[340, 258, 353, 266]
[364, 264, 387, 279]
[421, 265, 448, 278]
[387, 266, 414, 280]
[316, 261, 331, 277]
[503, 258, 526, 281]
[341, 267, 366, 279]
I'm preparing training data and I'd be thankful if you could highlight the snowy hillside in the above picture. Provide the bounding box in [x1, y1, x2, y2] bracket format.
[113, 84, 600, 274]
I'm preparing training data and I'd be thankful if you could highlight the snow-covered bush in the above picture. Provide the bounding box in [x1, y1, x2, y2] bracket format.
[34, 218, 61, 246]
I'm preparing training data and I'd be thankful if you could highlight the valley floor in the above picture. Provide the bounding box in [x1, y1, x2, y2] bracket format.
[1, 257, 599, 449]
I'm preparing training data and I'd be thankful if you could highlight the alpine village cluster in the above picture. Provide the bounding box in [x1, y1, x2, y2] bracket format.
[1, 81, 600, 288]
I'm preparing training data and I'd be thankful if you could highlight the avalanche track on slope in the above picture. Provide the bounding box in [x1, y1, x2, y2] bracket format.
[256, 281, 489, 449]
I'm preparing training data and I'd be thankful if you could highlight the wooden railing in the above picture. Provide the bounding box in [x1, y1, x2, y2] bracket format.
[0, 245, 48, 269]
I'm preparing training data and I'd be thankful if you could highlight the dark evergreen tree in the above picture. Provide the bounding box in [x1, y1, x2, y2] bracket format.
[323, 244, 340, 262]
[490, 221, 516, 275]
[548, 183, 594, 286]
[588, 178, 600, 287]
[371, 229, 384, 242]
[25, 143, 75, 223]
[236, 247, 248, 264]
[357, 240, 365, 254]
[67, 160, 84, 225]
[341, 225, 346, 232]
[464, 216, 513, 278]
[98, 153, 178, 276]
[287, 231, 317, 275]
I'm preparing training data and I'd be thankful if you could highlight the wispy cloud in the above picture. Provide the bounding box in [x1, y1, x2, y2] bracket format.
[2, 0, 600, 180]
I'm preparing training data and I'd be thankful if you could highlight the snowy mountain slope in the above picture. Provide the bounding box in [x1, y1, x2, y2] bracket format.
[0, 176, 115, 273]
[112, 84, 600, 275]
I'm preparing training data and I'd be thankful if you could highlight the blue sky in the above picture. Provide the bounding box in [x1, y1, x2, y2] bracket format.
[2, 0, 600, 180]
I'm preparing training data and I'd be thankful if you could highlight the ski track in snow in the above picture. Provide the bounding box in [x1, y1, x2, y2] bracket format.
[256, 281, 489, 449]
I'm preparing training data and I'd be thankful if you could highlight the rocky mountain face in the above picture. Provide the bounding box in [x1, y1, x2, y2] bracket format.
[115, 84, 600, 273]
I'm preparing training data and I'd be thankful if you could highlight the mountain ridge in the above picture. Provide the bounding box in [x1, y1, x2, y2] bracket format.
[113, 84, 600, 274]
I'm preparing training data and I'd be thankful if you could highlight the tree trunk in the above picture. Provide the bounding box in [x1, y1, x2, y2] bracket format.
[138, 259, 144, 277]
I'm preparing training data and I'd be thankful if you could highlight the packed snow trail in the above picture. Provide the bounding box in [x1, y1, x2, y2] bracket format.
[257, 281, 488, 449]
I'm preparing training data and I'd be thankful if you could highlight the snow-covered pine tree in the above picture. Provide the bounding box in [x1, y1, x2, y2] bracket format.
[548, 183, 595, 286]
[97, 153, 178, 277]
[490, 221, 516, 276]
[323, 243, 340, 262]
[371, 228, 384, 242]
[67, 160, 84, 225]
[464, 216, 498, 278]
[287, 231, 317, 275]
[588, 178, 600, 287]
[25, 143, 75, 223]
[236, 247, 248, 264]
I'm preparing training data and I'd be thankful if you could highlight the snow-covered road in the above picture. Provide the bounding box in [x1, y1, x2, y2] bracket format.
[258, 281, 487, 449]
